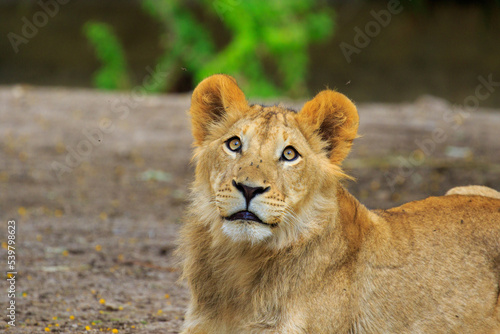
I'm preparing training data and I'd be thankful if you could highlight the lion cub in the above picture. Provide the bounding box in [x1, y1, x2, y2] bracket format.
[179, 74, 500, 333]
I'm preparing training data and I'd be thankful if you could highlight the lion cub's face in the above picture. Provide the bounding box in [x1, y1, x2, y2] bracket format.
[207, 106, 322, 244]
[189, 75, 358, 247]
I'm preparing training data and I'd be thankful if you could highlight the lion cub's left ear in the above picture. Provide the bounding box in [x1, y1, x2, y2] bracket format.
[190, 74, 248, 146]
[297, 90, 359, 165]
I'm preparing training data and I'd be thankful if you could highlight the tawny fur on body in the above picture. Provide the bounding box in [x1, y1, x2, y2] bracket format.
[179, 74, 500, 333]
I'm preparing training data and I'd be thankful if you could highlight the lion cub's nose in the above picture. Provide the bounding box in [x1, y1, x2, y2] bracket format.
[232, 180, 270, 207]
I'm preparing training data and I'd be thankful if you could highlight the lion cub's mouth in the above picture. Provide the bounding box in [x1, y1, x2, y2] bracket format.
[226, 211, 277, 227]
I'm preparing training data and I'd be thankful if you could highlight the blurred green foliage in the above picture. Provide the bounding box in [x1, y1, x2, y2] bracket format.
[84, 0, 334, 97]
[82, 22, 130, 90]
[140, 0, 216, 93]
[196, 0, 334, 97]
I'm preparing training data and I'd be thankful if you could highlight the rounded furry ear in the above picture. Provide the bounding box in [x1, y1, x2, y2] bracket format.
[190, 74, 247, 146]
[297, 90, 359, 165]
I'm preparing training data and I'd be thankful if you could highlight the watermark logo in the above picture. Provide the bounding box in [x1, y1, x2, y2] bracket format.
[50, 63, 169, 182]
[384, 74, 499, 191]
[340, 0, 404, 64]
[212, 0, 243, 21]
[7, 0, 71, 54]
[6, 219, 17, 327]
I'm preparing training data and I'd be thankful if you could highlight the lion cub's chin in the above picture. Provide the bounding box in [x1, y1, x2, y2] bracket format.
[221, 220, 273, 244]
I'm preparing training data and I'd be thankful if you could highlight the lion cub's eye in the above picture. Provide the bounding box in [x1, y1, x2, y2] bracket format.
[281, 146, 299, 161]
[226, 136, 242, 152]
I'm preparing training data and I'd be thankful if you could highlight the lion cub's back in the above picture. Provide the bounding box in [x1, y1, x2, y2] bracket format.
[446, 185, 500, 199]
[381, 192, 500, 219]
[377, 194, 500, 251]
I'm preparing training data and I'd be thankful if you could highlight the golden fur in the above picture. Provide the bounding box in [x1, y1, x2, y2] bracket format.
[180, 74, 500, 333]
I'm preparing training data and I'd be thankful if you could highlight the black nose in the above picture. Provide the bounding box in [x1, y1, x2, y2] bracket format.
[232, 180, 270, 207]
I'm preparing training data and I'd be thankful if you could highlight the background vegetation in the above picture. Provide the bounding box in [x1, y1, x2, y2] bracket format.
[1, 0, 499, 105]
[83, 0, 334, 97]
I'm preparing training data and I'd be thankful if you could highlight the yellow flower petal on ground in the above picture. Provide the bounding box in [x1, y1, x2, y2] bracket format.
[18, 151, 27, 162]
[18, 206, 27, 216]
[55, 141, 66, 154]
[45, 328, 50, 332]
[99, 298, 105, 304]
[95, 245, 102, 252]
[112, 329, 119, 333]
[0, 171, 9, 182]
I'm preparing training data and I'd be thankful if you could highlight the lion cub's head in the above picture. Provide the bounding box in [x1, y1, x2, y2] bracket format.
[189, 75, 358, 248]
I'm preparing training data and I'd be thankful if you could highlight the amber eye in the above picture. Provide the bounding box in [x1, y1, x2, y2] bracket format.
[281, 146, 299, 161]
[226, 136, 242, 152]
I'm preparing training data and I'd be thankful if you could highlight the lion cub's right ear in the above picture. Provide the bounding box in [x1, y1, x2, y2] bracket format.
[189, 74, 248, 146]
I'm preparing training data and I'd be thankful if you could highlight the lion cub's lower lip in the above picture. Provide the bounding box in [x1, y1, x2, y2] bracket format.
[227, 211, 264, 224]
[226, 211, 278, 228]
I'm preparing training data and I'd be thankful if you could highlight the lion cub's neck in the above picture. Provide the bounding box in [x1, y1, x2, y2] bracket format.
[336, 185, 374, 255]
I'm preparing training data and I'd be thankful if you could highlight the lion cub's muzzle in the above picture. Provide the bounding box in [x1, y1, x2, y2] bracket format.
[225, 180, 275, 226]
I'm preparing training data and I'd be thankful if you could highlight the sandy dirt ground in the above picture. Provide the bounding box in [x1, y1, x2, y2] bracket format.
[1, 86, 499, 333]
